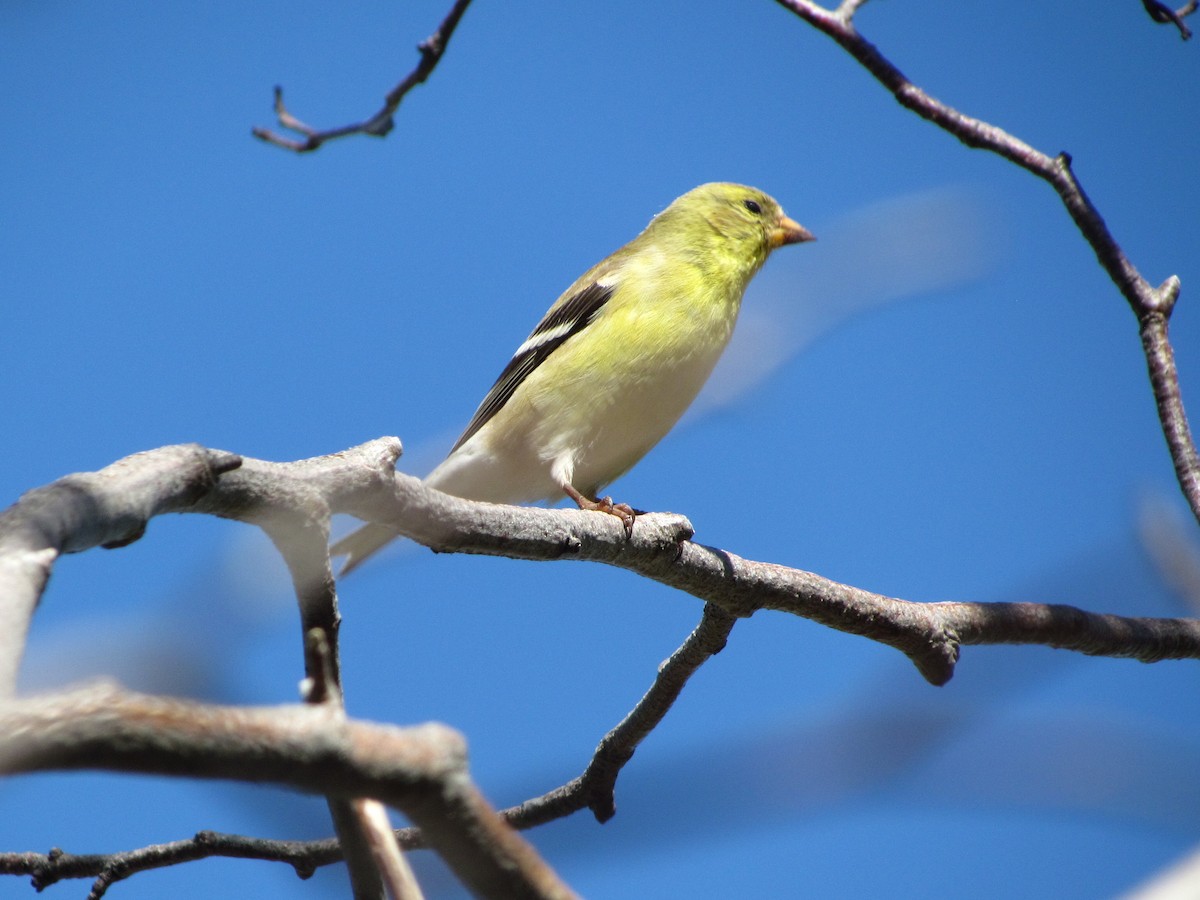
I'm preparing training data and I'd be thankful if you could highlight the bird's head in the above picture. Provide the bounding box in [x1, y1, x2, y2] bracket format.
[650, 183, 814, 278]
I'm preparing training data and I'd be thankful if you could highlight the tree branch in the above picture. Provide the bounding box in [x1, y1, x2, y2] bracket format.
[261, 482, 391, 898]
[0, 444, 240, 698]
[252, 0, 474, 153]
[0, 604, 737, 886]
[354, 798, 425, 900]
[4, 441, 1200, 891]
[0, 832, 344, 894]
[303, 629, 389, 900]
[773, 0, 1200, 531]
[0, 683, 577, 900]
[341, 452, 1200, 685]
[503, 603, 738, 827]
[6, 440, 1200, 692]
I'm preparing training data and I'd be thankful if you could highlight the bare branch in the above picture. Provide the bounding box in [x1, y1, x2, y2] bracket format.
[0, 683, 578, 900]
[5, 441, 1200, 889]
[0, 444, 240, 697]
[772, 0, 1200, 532]
[258, 457, 392, 900]
[305, 629, 388, 900]
[7, 440, 1200, 691]
[341, 458, 1200, 686]
[505, 603, 738, 827]
[266, 464, 386, 898]
[0, 604, 736, 882]
[1142, 0, 1197, 39]
[253, 0, 474, 153]
[0, 833, 341, 893]
[355, 799, 424, 900]
[1138, 289, 1200, 514]
[8, 629, 396, 900]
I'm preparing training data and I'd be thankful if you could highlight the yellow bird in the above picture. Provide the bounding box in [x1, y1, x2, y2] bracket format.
[334, 183, 813, 572]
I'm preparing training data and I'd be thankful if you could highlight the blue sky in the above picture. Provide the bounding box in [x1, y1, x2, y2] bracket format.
[3, 1, 1200, 897]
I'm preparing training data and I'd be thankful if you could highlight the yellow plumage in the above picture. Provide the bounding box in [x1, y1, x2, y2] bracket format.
[334, 183, 813, 572]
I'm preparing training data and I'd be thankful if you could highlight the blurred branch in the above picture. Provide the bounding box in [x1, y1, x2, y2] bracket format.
[263, 475, 387, 898]
[304, 627, 389, 900]
[0, 605, 735, 886]
[355, 799, 424, 900]
[1138, 493, 1200, 613]
[1123, 843, 1200, 898]
[0, 683, 577, 900]
[773, 0, 1200, 530]
[253, 0, 473, 152]
[70, 632, 398, 900]
[1142, 0, 1198, 39]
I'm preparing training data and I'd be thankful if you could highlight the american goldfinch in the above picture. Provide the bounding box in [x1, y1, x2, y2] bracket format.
[334, 183, 813, 572]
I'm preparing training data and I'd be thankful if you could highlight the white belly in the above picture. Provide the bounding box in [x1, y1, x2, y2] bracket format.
[427, 317, 733, 504]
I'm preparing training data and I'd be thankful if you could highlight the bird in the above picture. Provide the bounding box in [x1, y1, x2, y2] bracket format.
[332, 182, 814, 573]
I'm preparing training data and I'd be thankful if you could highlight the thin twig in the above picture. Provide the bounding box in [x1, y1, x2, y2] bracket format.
[253, 0, 474, 152]
[0, 834, 338, 893]
[772, 0, 1200, 530]
[504, 603, 738, 827]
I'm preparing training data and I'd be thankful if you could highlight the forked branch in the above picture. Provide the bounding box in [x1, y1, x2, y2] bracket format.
[253, 0, 473, 152]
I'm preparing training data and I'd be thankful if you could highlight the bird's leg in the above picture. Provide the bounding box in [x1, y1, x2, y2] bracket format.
[562, 482, 636, 537]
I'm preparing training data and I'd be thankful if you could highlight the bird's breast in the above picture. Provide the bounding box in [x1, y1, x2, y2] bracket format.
[526, 287, 739, 496]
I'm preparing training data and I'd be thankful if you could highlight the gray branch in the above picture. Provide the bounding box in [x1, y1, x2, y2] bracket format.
[0, 682, 577, 900]
[5, 439, 1198, 693]
[3, 439, 1199, 890]
[0, 444, 240, 697]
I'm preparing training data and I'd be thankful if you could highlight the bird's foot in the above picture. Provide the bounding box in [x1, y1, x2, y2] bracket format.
[588, 496, 636, 538]
[564, 484, 636, 537]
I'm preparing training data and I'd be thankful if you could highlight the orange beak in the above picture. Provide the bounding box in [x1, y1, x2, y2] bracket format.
[770, 215, 816, 248]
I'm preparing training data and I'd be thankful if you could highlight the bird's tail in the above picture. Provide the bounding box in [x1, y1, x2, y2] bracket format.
[330, 523, 401, 576]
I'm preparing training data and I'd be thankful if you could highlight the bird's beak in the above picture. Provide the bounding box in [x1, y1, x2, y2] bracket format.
[770, 215, 816, 248]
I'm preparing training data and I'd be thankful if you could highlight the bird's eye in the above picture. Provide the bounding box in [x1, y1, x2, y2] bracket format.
[743, 199, 762, 215]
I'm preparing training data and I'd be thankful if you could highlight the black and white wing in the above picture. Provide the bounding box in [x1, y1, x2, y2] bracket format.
[448, 280, 616, 453]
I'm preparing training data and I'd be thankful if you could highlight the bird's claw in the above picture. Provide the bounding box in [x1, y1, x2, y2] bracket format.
[563, 483, 636, 537]
[580, 495, 635, 538]
[594, 496, 636, 538]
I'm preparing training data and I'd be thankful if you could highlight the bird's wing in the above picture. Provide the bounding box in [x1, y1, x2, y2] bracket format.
[448, 279, 616, 453]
